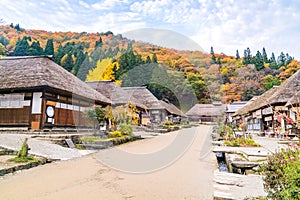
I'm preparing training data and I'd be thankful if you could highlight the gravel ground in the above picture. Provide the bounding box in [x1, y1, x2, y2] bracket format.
[0, 134, 94, 160]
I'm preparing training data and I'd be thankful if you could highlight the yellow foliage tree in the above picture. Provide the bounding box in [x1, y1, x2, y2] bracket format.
[86, 58, 119, 82]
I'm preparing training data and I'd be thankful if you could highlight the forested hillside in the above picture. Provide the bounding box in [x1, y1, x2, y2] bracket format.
[1, 24, 299, 110]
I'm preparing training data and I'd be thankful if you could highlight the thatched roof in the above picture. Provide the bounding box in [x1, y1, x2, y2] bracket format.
[185, 104, 226, 116]
[267, 68, 300, 104]
[232, 86, 279, 117]
[226, 101, 248, 113]
[286, 91, 300, 106]
[159, 100, 187, 117]
[86, 81, 147, 110]
[122, 87, 165, 110]
[0, 56, 111, 104]
[233, 68, 300, 114]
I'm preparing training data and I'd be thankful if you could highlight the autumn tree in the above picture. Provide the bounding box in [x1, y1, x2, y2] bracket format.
[0, 36, 9, 47]
[233, 65, 264, 100]
[86, 58, 118, 82]
[262, 75, 281, 90]
[0, 43, 6, 55]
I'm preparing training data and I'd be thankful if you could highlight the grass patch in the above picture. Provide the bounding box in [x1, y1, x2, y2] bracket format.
[81, 136, 103, 142]
[8, 155, 38, 163]
[224, 138, 261, 147]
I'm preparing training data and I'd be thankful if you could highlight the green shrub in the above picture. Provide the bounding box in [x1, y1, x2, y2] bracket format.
[9, 156, 38, 163]
[173, 126, 180, 131]
[108, 130, 123, 138]
[8, 138, 39, 163]
[17, 138, 29, 158]
[164, 121, 174, 126]
[118, 123, 133, 136]
[162, 125, 170, 129]
[223, 138, 260, 147]
[262, 144, 300, 199]
[232, 141, 240, 147]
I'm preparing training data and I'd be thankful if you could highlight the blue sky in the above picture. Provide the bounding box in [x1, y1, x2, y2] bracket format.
[1, 0, 300, 59]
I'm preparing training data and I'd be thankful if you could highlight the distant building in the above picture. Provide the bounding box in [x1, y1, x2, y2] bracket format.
[0, 56, 111, 130]
[186, 102, 226, 122]
[225, 101, 248, 123]
[122, 87, 186, 124]
[86, 81, 147, 124]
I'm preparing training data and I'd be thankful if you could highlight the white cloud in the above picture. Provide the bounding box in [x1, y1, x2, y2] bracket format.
[0, 0, 300, 58]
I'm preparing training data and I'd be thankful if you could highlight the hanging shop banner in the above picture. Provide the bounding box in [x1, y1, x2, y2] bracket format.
[264, 116, 273, 121]
[262, 107, 273, 115]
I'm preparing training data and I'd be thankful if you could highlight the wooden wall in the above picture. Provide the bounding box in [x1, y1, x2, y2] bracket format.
[54, 108, 90, 127]
[0, 107, 30, 125]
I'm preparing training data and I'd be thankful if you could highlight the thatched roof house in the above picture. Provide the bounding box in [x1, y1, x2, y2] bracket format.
[122, 87, 185, 123]
[186, 103, 226, 122]
[159, 100, 187, 117]
[122, 87, 164, 110]
[268, 69, 300, 105]
[232, 86, 279, 117]
[86, 81, 147, 110]
[0, 56, 111, 104]
[236, 68, 300, 116]
[226, 101, 248, 114]
[0, 56, 111, 130]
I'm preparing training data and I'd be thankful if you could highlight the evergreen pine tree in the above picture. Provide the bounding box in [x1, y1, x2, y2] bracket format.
[285, 53, 293, 65]
[254, 50, 264, 71]
[62, 53, 74, 72]
[210, 46, 216, 64]
[146, 55, 151, 63]
[152, 53, 158, 63]
[95, 37, 103, 48]
[44, 39, 54, 55]
[11, 37, 30, 56]
[262, 47, 268, 63]
[73, 50, 86, 75]
[269, 52, 278, 69]
[53, 44, 65, 65]
[235, 50, 240, 60]
[277, 52, 286, 67]
[216, 56, 221, 65]
[29, 41, 43, 55]
[242, 47, 252, 65]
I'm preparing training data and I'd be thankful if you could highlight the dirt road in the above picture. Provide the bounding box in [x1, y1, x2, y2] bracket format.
[0, 125, 215, 200]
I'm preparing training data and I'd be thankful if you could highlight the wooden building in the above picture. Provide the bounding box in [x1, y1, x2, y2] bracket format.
[86, 81, 148, 124]
[122, 87, 185, 124]
[225, 101, 248, 123]
[0, 56, 111, 130]
[233, 68, 300, 135]
[158, 100, 187, 123]
[185, 103, 226, 122]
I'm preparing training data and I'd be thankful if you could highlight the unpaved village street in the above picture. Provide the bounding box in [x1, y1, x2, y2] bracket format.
[0, 125, 215, 200]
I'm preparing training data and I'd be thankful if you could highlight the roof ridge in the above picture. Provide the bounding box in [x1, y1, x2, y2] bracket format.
[0, 55, 52, 60]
